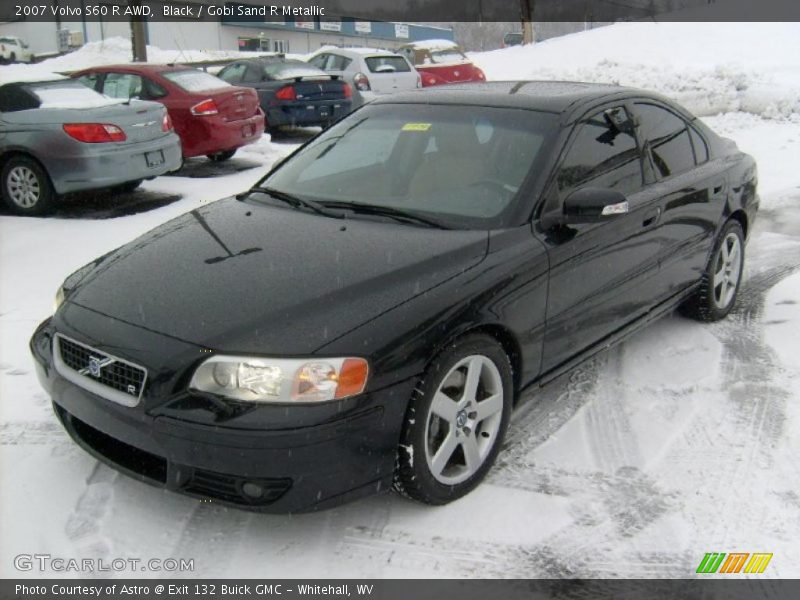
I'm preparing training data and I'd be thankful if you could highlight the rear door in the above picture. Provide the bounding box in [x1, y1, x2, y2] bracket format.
[631, 101, 723, 296]
[538, 104, 666, 373]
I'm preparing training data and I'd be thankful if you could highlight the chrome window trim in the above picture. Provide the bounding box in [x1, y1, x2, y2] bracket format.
[53, 333, 147, 408]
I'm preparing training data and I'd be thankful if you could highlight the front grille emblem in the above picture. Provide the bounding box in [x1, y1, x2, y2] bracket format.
[79, 355, 115, 378]
[88, 357, 102, 377]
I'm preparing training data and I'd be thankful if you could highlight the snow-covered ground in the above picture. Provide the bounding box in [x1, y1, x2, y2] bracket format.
[1, 22, 800, 579]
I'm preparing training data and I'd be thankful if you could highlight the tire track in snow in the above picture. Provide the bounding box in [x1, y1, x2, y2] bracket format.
[162, 503, 252, 577]
[64, 462, 119, 579]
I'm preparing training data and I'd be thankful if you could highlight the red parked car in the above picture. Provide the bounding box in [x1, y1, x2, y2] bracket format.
[73, 64, 265, 162]
[398, 40, 485, 87]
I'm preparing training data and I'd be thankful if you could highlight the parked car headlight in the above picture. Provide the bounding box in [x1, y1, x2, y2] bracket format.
[54, 286, 66, 313]
[189, 356, 369, 403]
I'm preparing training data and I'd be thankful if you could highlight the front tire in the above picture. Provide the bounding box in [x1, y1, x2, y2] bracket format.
[680, 219, 745, 322]
[1, 156, 55, 216]
[394, 334, 513, 505]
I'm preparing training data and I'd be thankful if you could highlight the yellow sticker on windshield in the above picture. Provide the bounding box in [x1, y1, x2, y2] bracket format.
[402, 123, 432, 131]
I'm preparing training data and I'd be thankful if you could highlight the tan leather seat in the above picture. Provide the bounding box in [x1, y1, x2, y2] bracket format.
[409, 123, 488, 197]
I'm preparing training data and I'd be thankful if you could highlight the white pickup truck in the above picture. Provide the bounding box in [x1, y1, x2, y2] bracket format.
[0, 36, 33, 63]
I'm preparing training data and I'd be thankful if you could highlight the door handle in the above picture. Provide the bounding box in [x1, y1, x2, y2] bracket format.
[712, 180, 726, 196]
[642, 207, 661, 228]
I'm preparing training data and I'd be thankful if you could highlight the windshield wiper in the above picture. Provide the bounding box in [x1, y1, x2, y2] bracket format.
[239, 186, 345, 219]
[319, 201, 449, 229]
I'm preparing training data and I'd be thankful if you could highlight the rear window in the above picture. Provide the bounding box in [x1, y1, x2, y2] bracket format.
[365, 56, 411, 73]
[162, 70, 230, 92]
[25, 80, 124, 109]
[429, 49, 469, 65]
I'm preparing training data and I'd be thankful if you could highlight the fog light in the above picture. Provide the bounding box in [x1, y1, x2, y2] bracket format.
[241, 482, 264, 499]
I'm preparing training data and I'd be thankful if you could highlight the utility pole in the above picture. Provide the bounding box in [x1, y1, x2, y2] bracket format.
[520, 0, 534, 44]
[129, 1, 147, 62]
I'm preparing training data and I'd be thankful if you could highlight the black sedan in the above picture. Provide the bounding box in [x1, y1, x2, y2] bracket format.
[217, 58, 352, 132]
[30, 82, 758, 512]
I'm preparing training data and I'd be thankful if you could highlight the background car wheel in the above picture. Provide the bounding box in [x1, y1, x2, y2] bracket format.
[394, 333, 513, 505]
[680, 219, 745, 322]
[115, 180, 143, 194]
[1, 156, 55, 216]
[207, 149, 237, 162]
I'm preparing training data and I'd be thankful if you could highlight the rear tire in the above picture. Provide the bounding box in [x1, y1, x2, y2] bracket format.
[115, 179, 143, 194]
[394, 334, 513, 505]
[1, 155, 55, 216]
[680, 219, 745, 322]
[207, 149, 236, 162]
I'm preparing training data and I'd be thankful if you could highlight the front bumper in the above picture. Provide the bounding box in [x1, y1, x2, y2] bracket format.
[46, 132, 183, 195]
[30, 316, 413, 513]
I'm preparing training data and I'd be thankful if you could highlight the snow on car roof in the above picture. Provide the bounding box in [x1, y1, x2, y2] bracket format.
[0, 67, 66, 86]
[404, 39, 460, 51]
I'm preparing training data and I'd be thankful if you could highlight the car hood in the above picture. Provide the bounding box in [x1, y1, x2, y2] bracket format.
[69, 198, 488, 354]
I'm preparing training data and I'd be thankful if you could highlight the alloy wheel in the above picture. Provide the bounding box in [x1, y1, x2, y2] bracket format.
[423, 355, 505, 485]
[712, 232, 742, 309]
[6, 165, 41, 208]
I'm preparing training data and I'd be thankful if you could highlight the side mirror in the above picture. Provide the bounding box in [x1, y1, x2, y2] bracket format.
[562, 187, 629, 224]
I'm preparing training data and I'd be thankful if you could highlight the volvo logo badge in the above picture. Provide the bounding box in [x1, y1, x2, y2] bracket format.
[88, 357, 102, 378]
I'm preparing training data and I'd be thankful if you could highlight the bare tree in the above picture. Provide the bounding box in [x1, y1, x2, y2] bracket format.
[129, 1, 147, 62]
[520, 0, 534, 44]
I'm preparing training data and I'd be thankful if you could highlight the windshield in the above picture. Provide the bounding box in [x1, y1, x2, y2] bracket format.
[163, 69, 230, 92]
[261, 103, 558, 229]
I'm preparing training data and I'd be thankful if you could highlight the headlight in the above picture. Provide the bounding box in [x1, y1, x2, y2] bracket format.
[189, 355, 369, 403]
[54, 286, 66, 313]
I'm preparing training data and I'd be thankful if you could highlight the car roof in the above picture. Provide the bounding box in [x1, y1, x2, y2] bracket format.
[74, 63, 206, 75]
[372, 80, 685, 120]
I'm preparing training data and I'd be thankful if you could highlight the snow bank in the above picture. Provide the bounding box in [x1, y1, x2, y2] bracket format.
[469, 22, 800, 120]
[33, 36, 283, 73]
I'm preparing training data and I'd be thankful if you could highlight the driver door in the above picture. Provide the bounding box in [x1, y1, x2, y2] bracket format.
[537, 104, 666, 373]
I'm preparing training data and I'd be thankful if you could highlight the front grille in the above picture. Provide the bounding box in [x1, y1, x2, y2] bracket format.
[183, 469, 292, 507]
[54, 334, 147, 407]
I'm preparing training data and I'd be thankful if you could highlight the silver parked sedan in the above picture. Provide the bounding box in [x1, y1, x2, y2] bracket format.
[307, 47, 420, 110]
[0, 73, 182, 215]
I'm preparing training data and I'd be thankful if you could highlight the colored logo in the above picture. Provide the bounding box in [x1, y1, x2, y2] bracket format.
[696, 552, 773, 574]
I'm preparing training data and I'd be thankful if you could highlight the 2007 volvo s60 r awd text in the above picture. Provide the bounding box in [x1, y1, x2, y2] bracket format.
[31, 82, 759, 512]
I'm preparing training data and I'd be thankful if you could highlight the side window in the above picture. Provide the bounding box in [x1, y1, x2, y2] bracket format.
[308, 54, 328, 70]
[143, 77, 168, 99]
[243, 64, 264, 83]
[0, 84, 39, 112]
[75, 73, 101, 91]
[219, 63, 246, 83]
[328, 55, 351, 71]
[635, 103, 695, 178]
[557, 107, 643, 197]
[102, 73, 144, 100]
[689, 125, 709, 164]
